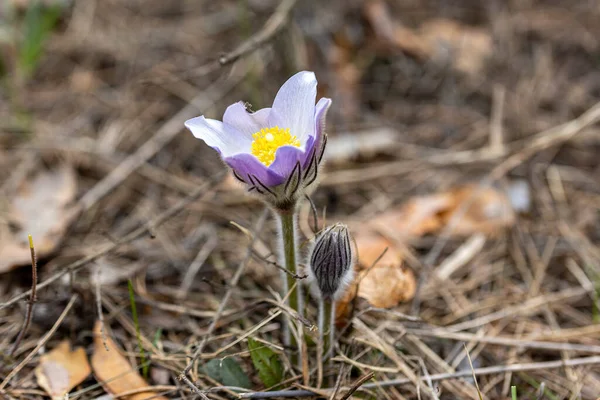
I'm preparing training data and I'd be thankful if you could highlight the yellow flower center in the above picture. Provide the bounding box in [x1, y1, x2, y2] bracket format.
[251, 126, 300, 166]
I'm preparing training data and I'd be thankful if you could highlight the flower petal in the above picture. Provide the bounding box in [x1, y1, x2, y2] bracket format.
[313, 97, 332, 147]
[185, 116, 250, 157]
[269, 145, 309, 180]
[224, 153, 285, 187]
[269, 71, 317, 144]
[223, 101, 271, 138]
[267, 97, 331, 182]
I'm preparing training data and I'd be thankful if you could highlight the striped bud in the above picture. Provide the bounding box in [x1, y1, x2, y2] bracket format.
[309, 223, 354, 300]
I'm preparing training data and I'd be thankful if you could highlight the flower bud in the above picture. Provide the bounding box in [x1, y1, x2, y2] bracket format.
[309, 223, 355, 300]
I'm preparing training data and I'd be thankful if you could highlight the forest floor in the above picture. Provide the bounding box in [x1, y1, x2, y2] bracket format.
[1, 0, 600, 399]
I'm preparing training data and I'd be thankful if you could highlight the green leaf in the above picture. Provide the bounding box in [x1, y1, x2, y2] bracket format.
[202, 358, 251, 389]
[247, 337, 283, 388]
[18, 2, 63, 77]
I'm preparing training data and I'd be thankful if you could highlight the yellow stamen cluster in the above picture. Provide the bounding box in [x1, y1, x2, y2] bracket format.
[251, 126, 300, 166]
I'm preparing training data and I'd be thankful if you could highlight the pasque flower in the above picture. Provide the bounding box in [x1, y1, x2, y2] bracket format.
[185, 71, 331, 209]
[309, 223, 355, 301]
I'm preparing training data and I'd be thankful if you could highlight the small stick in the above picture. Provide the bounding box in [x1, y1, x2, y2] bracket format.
[340, 372, 375, 400]
[463, 344, 483, 400]
[0, 295, 78, 390]
[9, 235, 37, 357]
[328, 366, 345, 400]
[218, 0, 298, 65]
[252, 251, 307, 280]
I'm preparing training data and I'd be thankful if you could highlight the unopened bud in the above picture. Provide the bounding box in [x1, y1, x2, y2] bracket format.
[309, 223, 354, 300]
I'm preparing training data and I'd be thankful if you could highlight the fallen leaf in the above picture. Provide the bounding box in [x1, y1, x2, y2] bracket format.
[335, 231, 415, 324]
[91, 321, 167, 400]
[356, 263, 416, 309]
[0, 164, 78, 273]
[35, 340, 91, 399]
[363, 0, 492, 75]
[353, 231, 402, 269]
[247, 337, 283, 389]
[418, 18, 493, 76]
[202, 358, 251, 389]
[370, 184, 515, 238]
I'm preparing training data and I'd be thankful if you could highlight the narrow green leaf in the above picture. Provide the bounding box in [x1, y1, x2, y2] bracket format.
[202, 358, 251, 389]
[511, 386, 517, 400]
[18, 2, 63, 77]
[247, 337, 283, 389]
[128, 279, 148, 378]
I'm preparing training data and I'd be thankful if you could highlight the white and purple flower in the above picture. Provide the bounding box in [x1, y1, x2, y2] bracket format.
[185, 71, 331, 209]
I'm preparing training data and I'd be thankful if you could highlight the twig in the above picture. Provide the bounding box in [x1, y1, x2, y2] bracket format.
[489, 85, 506, 155]
[9, 235, 37, 356]
[0, 295, 78, 390]
[0, 172, 225, 311]
[252, 250, 308, 280]
[111, 385, 179, 399]
[238, 356, 600, 398]
[463, 344, 483, 400]
[340, 371, 374, 400]
[328, 366, 345, 399]
[178, 231, 218, 298]
[406, 327, 600, 354]
[218, 0, 298, 65]
[178, 209, 269, 391]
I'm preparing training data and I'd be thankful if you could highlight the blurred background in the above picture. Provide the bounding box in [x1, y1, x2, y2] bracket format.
[1, 0, 600, 399]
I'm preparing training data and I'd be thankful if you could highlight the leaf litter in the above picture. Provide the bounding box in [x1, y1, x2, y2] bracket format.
[1, 0, 600, 398]
[0, 164, 77, 273]
[34, 340, 91, 399]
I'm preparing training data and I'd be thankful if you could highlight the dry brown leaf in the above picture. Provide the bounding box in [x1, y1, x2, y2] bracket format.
[363, 1, 492, 75]
[370, 184, 515, 238]
[353, 231, 402, 269]
[91, 321, 167, 400]
[0, 164, 77, 273]
[35, 340, 91, 399]
[356, 263, 416, 309]
[418, 18, 493, 76]
[335, 232, 416, 324]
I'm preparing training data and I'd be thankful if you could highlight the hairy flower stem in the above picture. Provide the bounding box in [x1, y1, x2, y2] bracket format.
[318, 297, 335, 384]
[276, 210, 303, 363]
[319, 298, 335, 359]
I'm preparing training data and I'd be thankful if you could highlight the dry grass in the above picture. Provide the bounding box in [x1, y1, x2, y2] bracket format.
[1, 0, 600, 399]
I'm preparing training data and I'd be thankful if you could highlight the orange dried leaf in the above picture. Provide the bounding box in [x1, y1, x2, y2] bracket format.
[35, 340, 91, 399]
[354, 232, 401, 269]
[370, 185, 515, 238]
[91, 321, 167, 400]
[356, 264, 416, 309]
[335, 232, 416, 324]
